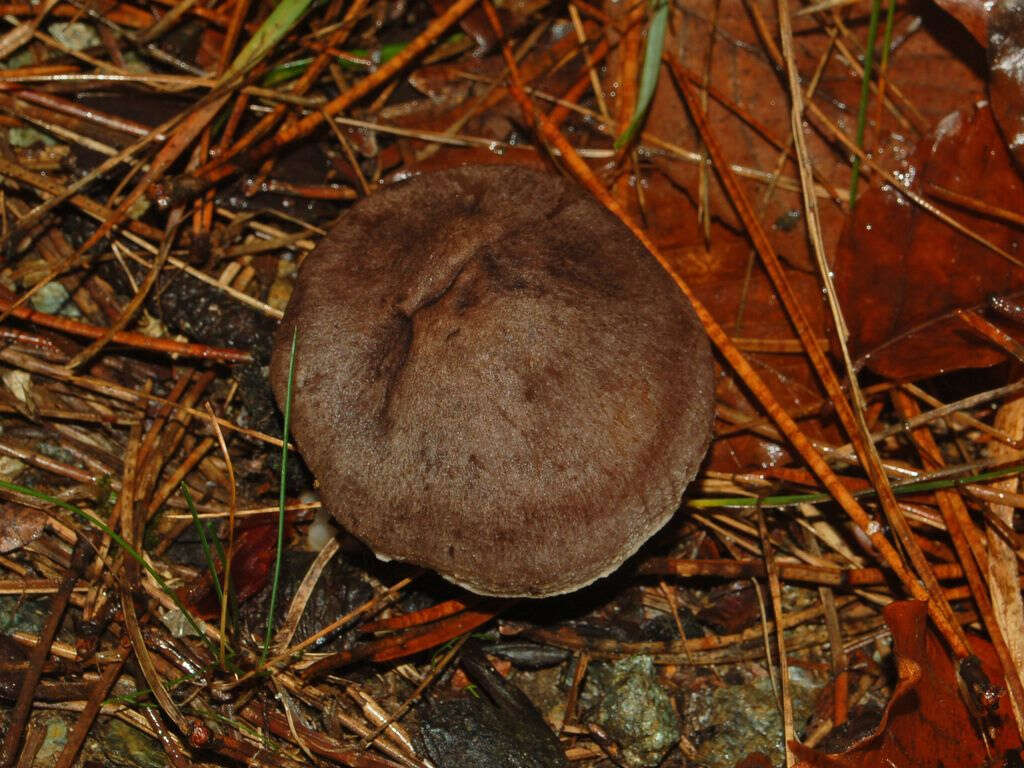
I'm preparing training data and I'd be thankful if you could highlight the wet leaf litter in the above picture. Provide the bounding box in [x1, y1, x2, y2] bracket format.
[0, 0, 1020, 767]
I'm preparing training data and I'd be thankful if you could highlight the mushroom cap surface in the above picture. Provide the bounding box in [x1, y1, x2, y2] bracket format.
[270, 165, 714, 597]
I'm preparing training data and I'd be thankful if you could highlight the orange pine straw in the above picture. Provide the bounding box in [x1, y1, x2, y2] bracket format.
[370, 608, 497, 662]
[0, 148, 164, 243]
[0, 3, 153, 27]
[671, 63, 843, 203]
[894, 391, 1024, 725]
[667, 63, 968, 657]
[71, 94, 230, 268]
[479, 0, 969, 658]
[62, 86, 238, 369]
[360, 599, 470, 633]
[640, 557, 970, 586]
[148, 0, 231, 28]
[202, 0, 371, 183]
[956, 309, 1024, 363]
[547, 38, 610, 128]
[302, 606, 498, 676]
[0, 64, 78, 80]
[193, 0, 483, 186]
[192, 0, 251, 251]
[0, 297, 251, 363]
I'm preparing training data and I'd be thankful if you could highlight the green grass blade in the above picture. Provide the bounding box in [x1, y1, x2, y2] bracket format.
[222, 0, 316, 83]
[261, 36, 468, 87]
[614, 0, 670, 149]
[262, 328, 297, 665]
[848, 0, 883, 207]
[183, 483, 224, 606]
[687, 464, 1023, 509]
[108, 670, 201, 707]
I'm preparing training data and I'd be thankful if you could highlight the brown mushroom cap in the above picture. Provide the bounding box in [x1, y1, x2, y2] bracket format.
[270, 165, 714, 597]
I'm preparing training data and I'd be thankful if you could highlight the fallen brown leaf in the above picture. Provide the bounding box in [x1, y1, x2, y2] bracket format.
[792, 600, 1023, 768]
[834, 102, 1024, 380]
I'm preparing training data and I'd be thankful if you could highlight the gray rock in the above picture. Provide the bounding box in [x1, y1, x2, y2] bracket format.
[585, 655, 682, 767]
[689, 667, 822, 768]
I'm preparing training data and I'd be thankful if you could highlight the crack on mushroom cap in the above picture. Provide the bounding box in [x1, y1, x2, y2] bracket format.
[270, 165, 715, 597]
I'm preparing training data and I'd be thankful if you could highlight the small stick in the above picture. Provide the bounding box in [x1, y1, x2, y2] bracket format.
[0, 347, 278, 447]
[0, 296, 252, 363]
[51, 643, 132, 768]
[758, 509, 794, 766]
[0, 539, 89, 767]
[957, 309, 1024, 363]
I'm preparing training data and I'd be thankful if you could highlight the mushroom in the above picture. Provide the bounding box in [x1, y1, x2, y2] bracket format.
[269, 165, 714, 597]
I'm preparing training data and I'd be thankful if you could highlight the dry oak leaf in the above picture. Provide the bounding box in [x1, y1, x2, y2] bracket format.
[791, 600, 1022, 768]
[834, 102, 1024, 380]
